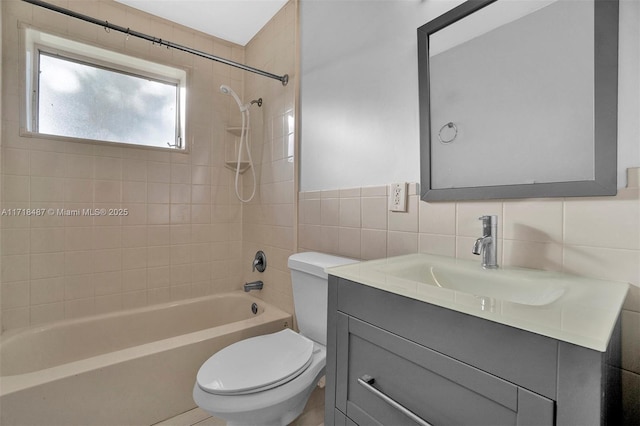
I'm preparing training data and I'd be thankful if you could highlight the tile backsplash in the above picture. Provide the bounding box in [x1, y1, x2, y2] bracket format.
[299, 169, 640, 296]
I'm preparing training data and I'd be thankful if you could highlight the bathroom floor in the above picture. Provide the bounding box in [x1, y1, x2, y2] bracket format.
[155, 387, 325, 426]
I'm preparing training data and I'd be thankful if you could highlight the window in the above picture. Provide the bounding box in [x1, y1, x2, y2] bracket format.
[23, 27, 187, 150]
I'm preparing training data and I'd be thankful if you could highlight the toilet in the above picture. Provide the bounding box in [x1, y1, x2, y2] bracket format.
[193, 252, 357, 426]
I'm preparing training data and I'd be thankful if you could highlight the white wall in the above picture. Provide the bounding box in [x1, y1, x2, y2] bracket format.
[299, 0, 640, 192]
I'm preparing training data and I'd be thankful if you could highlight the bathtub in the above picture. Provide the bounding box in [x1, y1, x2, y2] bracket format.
[0, 292, 292, 426]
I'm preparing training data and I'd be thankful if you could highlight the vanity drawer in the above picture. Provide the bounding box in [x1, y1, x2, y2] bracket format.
[336, 314, 554, 426]
[335, 277, 558, 399]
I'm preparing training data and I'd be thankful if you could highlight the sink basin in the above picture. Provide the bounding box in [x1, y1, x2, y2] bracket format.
[377, 258, 566, 306]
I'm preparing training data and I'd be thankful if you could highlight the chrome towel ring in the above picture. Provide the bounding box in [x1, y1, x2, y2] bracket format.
[438, 122, 457, 144]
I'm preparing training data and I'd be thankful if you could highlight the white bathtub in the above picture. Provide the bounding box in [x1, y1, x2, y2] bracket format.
[0, 292, 292, 426]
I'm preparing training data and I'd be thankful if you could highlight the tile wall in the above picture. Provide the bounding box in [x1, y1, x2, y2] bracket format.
[241, 0, 298, 315]
[1, 0, 251, 331]
[299, 167, 640, 423]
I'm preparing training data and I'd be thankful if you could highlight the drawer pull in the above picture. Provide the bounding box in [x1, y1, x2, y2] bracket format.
[358, 375, 433, 426]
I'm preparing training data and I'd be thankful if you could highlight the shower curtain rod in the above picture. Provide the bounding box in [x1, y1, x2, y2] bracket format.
[22, 0, 289, 86]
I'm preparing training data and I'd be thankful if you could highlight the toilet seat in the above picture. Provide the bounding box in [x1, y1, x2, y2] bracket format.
[197, 329, 315, 395]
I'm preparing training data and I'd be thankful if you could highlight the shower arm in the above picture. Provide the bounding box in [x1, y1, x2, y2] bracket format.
[22, 0, 289, 86]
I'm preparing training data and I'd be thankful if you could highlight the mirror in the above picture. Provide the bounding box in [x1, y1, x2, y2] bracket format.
[418, 0, 619, 201]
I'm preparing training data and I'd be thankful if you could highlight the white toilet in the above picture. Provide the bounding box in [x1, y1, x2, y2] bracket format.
[193, 252, 357, 426]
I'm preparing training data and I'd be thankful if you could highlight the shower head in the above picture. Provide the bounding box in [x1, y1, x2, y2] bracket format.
[220, 84, 247, 112]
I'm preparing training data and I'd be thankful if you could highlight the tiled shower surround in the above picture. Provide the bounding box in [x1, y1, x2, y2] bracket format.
[0, 0, 298, 329]
[299, 169, 640, 423]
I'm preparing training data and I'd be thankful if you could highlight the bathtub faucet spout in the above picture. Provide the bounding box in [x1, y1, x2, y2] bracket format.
[244, 280, 264, 292]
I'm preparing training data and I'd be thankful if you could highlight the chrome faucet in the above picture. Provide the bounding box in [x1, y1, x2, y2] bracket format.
[472, 215, 498, 269]
[244, 280, 263, 292]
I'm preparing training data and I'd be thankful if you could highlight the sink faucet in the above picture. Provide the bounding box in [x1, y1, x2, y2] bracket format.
[244, 280, 264, 292]
[472, 215, 498, 269]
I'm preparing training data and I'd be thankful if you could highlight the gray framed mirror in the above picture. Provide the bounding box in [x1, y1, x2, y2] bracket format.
[418, 0, 619, 201]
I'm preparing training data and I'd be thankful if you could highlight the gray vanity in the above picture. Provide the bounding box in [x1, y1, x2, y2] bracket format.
[324, 254, 628, 426]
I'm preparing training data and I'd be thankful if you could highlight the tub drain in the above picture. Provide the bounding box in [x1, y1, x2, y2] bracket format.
[251, 302, 258, 315]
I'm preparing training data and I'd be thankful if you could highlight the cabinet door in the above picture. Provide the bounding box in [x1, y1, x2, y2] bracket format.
[336, 314, 554, 426]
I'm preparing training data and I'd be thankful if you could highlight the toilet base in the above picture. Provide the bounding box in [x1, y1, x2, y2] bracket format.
[224, 379, 317, 426]
[194, 369, 323, 426]
[193, 345, 326, 426]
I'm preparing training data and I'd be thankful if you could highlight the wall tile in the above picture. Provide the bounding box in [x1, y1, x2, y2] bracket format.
[147, 183, 170, 204]
[339, 227, 361, 259]
[122, 269, 147, 292]
[66, 154, 94, 179]
[502, 240, 563, 271]
[503, 199, 563, 243]
[121, 226, 147, 248]
[65, 251, 94, 276]
[563, 245, 640, 285]
[64, 274, 95, 301]
[2, 229, 30, 255]
[171, 183, 191, 204]
[387, 231, 418, 257]
[31, 177, 64, 202]
[94, 180, 121, 203]
[30, 150, 66, 177]
[147, 204, 170, 225]
[0, 0, 253, 331]
[123, 158, 147, 181]
[1, 308, 29, 331]
[2, 148, 30, 176]
[30, 302, 64, 325]
[65, 298, 95, 320]
[564, 189, 640, 250]
[31, 252, 65, 279]
[339, 198, 361, 228]
[93, 249, 122, 273]
[123, 181, 146, 203]
[95, 157, 122, 180]
[361, 197, 387, 230]
[30, 277, 64, 305]
[418, 234, 456, 257]
[321, 198, 340, 226]
[361, 229, 387, 261]
[419, 201, 456, 235]
[1, 255, 29, 283]
[64, 179, 94, 203]
[361, 185, 387, 197]
[1, 281, 29, 309]
[30, 227, 64, 253]
[147, 161, 171, 183]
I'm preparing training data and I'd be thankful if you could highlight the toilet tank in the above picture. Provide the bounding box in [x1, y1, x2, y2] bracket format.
[288, 252, 357, 346]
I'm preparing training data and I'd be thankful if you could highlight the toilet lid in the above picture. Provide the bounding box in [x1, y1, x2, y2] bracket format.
[197, 329, 315, 395]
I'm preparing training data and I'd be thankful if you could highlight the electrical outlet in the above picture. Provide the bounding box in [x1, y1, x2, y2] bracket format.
[389, 182, 407, 212]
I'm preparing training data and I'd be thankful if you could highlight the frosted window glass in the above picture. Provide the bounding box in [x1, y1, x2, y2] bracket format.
[38, 53, 178, 148]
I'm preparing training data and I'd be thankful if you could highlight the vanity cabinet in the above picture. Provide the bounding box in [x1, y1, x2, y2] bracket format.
[325, 276, 622, 426]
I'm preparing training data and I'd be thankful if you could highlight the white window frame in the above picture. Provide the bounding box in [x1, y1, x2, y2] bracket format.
[22, 26, 188, 151]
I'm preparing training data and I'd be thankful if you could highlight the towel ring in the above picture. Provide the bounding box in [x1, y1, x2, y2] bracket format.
[438, 122, 457, 144]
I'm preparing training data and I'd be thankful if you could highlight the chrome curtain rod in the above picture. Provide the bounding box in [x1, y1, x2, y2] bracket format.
[22, 0, 289, 86]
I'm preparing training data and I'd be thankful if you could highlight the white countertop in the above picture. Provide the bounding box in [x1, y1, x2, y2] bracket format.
[326, 253, 629, 352]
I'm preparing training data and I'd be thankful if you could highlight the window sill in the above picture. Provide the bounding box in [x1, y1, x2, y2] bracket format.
[19, 129, 189, 154]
